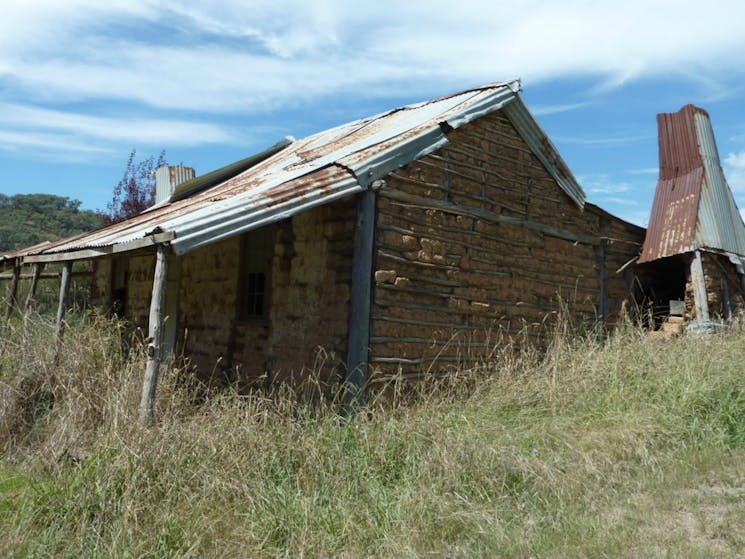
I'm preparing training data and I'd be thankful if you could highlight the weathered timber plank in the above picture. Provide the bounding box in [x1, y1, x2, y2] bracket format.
[139, 243, 169, 427]
[24, 263, 44, 312]
[343, 190, 376, 412]
[55, 261, 72, 340]
[379, 189, 599, 245]
[4, 262, 20, 321]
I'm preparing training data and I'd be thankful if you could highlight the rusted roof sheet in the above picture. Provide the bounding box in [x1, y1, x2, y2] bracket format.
[3, 79, 587, 261]
[639, 105, 745, 263]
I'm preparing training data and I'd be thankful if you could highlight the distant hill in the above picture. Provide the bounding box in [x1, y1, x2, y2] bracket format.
[0, 193, 102, 253]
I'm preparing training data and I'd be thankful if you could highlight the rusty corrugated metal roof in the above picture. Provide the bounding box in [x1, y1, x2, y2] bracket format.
[639, 104, 745, 264]
[3, 80, 587, 262]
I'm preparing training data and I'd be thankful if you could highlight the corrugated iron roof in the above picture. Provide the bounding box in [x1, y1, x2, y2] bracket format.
[639, 104, 745, 264]
[3, 79, 587, 262]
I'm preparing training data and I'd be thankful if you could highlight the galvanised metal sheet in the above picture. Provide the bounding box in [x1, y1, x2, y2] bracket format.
[693, 110, 745, 257]
[639, 104, 745, 263]
[3, 79, 587, 261]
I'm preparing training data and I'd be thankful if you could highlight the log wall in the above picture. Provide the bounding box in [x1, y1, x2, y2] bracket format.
[370, 110, 645, 379]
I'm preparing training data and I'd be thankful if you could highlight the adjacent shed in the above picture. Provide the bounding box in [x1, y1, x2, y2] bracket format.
[637, 105, 745, 328]
[2, 81, 645, 416]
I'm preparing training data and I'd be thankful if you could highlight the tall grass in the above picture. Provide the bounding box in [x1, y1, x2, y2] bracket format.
[2, 313, 745, 557]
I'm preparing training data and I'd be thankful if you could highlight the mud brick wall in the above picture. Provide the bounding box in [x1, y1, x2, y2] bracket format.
[126, 253, 156, 333]
[370, 110, 644, 379]
[89, 257, 111, 309]
[179, 237, 240, 378]
[585, 204, 646, 325]
[260, 198, 355, 385]
[174, 198, 356, 386]
[685, 252, 745, 320]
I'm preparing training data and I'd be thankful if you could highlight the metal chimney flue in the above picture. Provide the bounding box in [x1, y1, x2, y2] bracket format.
[155, 165, 196, 204]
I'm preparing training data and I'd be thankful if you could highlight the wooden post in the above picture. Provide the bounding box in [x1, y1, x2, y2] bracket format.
[690, 250, 710, 322]
[721, 277, 732, 320]
[595, 239, 607, 323]
[55, 261, 72, 340]
[343, 190, 376, 415]
[139, 244, 169, 427]
[4, 261, 20, 321]
[24, 263, 44, 313]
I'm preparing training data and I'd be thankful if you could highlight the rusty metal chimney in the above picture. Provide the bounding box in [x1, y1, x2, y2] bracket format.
[155, 165, 196, 204]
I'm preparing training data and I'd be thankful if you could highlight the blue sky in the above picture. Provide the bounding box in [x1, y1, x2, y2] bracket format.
[2, 0, 745, 227]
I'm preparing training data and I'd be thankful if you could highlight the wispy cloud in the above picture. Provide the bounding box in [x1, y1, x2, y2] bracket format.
[0, 130, 112, 163]
[627, 167, 659, 175]
[554, 134, 653, 146]
[578, 173, 633, 195]
[725, 150, 745, 193]
[602, 196, 639, 206]
[0, 102, 235, 158]
[532, 102, 588, 116]
[2, 0, 745, 113]
[0, 104, 233, 145]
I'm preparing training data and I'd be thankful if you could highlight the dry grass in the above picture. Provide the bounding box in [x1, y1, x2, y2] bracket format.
[2, 312, 745, 557]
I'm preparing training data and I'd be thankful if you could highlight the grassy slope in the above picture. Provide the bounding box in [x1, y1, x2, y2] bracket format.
[2, 315, 745, 558]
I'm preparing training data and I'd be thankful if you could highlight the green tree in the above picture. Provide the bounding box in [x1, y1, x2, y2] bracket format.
[0, 193, 102, 253]
[99, 149, 167, 225]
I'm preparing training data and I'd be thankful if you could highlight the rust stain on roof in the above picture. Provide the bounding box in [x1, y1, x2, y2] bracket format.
[639, 104, 745, 263]
[2, 80, 587, 261]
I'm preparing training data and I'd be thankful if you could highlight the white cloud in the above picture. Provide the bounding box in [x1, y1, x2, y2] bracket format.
[2, 0, 745, 114]
[725, 150, 745, 193]
[627, 167, 659, 176]
[554, 134, 653, 146]
[578, 174, 632, 195]
[0, 103, 232, 145]
[532, 102, 588, 116]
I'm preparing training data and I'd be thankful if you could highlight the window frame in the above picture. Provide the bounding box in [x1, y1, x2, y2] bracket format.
[237, 226, 275, 321]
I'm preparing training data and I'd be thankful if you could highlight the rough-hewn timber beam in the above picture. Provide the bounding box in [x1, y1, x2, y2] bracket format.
[21, 232, 175, 264]
[139, 243, 170, 427]
[4, 261, 20, 321]
[55, 261, 72, 340]
[24, 263, 44, 312]
[343, 190, 377, 414]
[690, 250, 710, 322]
[380, 189, 599, 246]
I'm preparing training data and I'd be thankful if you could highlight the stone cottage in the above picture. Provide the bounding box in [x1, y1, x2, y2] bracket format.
[1, 80, 645, 415]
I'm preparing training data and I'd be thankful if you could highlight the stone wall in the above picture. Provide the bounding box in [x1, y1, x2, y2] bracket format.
[685, 251, 745, 320]
[235, 198, 356, 386]
[179, 237, 240, 378]
[126, 253, 156, 334]
[159, 197, 357, 387]
[89, 257, 111, 309]
[370, 110, 645, 379]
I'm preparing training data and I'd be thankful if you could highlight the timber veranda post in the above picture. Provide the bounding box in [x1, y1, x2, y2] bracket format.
[25, 262, 44, 313]
[343, 189, 377, 416]
[4, 259, 20, 322]
[55, 261, 72, 341]
[139, 243, 169, 427]
[690, 250, 710, 322]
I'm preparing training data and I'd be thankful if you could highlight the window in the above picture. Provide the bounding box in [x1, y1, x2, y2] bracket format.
[239, 227, 275, 319]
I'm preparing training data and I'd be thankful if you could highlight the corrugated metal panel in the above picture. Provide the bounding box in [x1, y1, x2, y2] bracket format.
[154, 166, 195, 204]
[693, 111, 745, 257]
[639, 105, 745, 263]
[4, 79, 588, 261]
[638, 169, 702, 262]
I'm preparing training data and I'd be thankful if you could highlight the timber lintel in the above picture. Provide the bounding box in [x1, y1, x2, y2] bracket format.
[21, 232, 175, 264]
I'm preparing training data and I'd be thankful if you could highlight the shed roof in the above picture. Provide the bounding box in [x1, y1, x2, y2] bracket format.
[639, 105, 745, 267]
[3, 80, 587, 263]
